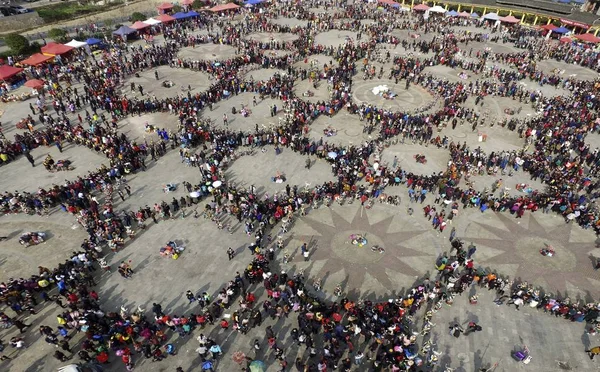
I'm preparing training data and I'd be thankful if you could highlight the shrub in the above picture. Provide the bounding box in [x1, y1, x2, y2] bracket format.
[130, 12, 146, 22]
[4, 33, 29, 55]
[48, 28, 68, 43]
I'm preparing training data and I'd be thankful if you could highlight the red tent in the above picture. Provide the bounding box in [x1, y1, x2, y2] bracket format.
[559, 36, 572, 43]
[575, 33, 600, 44]
[181, 0, 193, 4]
[378, 0, 399, 5]
[458, 11, 470, 17]
[210, 3, 240, 12]
[539, 24, 558, 31]
[413, 4, 430, 11]
[21, 53, 54, 66]
[157, 2, 173, 10]
[0, 65, 23, 80]
[131, 21, 150, 30]
[156, 14, 176, 22]
[500, 15, 520, 24]
[41, 42, 74, 56]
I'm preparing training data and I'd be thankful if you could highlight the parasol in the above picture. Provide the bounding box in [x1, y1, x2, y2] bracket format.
[317, 145, 324, 151]
[328, 151, 338, 159]
[24, 79, 44, 89]
[190, 191, 200, 198]
[232, 351, 246, 364]
[249, 360, 266, 372]
[212, 180, 222, 188]
[201, 360, 214, 371]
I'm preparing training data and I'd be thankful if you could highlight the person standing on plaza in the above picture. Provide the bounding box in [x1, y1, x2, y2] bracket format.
[186, 290, 196, 304]
[24, 151, 35, 167]
[301, 243, 309, 261]
[449, 324, 463, 338]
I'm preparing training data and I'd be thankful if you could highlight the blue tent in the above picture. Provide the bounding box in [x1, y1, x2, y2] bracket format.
[471, 12, 479, 18]
[244, 0, 264, 4]
[184, 10, 199, 17]
[112, 25, 136, 37]
[557, 0, 570, 3]
[553, 27, 571, 34]
[447, 10, 459, 17]
[173, 12, 188, 19]
[86, 38, 102, 45]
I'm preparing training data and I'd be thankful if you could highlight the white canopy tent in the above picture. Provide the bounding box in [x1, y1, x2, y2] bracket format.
[65, 39, 87, 48]
[482, 12, 500, 21]
[429, 5, 447, 13]
[143, 18, 162, 25]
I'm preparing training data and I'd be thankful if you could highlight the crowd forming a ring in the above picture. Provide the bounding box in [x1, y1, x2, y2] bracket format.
[1, 0, 600, 371]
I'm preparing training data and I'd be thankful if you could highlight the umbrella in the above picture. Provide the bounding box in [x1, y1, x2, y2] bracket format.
[249, 360, 266, 372]
[328, 151, 338, 159]
[317, 145, 324, 151]
[201, 360, 214, 371]
[232, 351, 246, 364]
[212, 180, 222, 188]
[190, 191, 200, 198]
[24, 79, 44, 89]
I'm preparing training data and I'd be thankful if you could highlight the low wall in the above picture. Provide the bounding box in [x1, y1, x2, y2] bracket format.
[0, 12, 45, 34]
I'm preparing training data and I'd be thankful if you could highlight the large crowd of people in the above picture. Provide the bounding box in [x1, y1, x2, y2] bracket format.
[1, 0, 600, 370]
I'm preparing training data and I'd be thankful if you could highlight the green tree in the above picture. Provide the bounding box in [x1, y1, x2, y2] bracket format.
[4, 33, 30, 55]
[129, 12, 146, 22]
[172, 5, 182, 12]
[48, 28, 68, 43]
[192, 0, 204, 8]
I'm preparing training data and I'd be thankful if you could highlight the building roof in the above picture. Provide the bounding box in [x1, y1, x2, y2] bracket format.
[444, 0, 600, 26]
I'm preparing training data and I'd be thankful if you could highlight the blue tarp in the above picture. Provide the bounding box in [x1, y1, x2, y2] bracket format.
[553, 27, 571, 34]
[184, 10, 199, 17]
[244, 0, 264, 4]
[112, 25, 136, 36]
[447, 10, 459, 16]
[173, 12, 188, 19]
[86, 38, 102, 45]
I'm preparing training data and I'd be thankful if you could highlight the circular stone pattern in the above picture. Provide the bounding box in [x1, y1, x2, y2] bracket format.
[245, 32, 299, 43]
[352, 80, 437, 112]
[330, 230, 386, 264]
[515, 236, 577, 272]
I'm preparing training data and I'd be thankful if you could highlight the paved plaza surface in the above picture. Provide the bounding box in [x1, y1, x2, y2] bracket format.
[1, 4, 600, 372]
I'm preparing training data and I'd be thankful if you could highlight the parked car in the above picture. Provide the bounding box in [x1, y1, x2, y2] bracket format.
[0, 7, 10, 16]
[10, 6, 30, 14]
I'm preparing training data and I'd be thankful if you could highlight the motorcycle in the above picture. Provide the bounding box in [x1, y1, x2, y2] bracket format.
[540, 247, 555, 257]
[43, 156, 73, 172]
[19, 232, 46, 247]
[414, 154, 427, 164]
[159, 241, 185, 259]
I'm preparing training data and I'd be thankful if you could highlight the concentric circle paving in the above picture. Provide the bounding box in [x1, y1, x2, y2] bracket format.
[352, 79, 438, 112]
